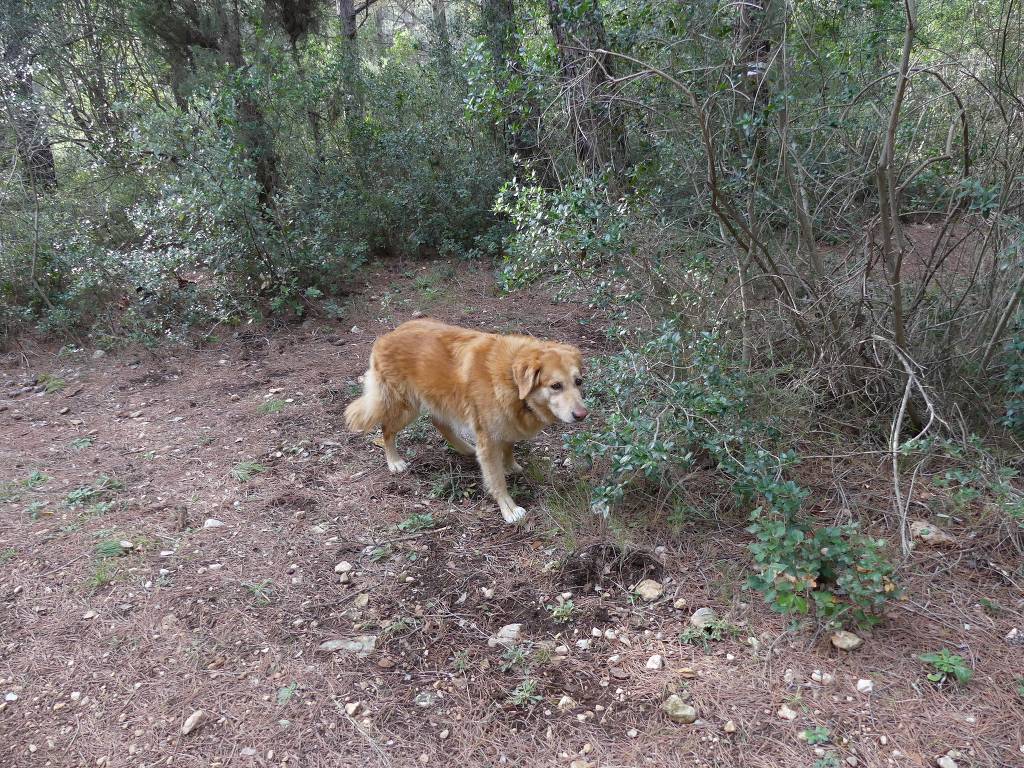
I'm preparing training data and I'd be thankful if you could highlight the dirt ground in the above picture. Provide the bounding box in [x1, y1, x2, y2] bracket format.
[1, 262, 1022, 768]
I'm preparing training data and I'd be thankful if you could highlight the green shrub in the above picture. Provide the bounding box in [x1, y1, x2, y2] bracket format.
[1003, 329, 1024, 433]
[568, 319, 898, 628]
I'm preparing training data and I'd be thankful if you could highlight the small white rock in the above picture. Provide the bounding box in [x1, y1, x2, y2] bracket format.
[690, 607, 717, 629]
[777, 704, 798, 721]
[910, 520, 955, 546]
[811, 670, 835, 685]
[830, 630, 863, 651]
[661, 694, 697, 724]
[202, 518, 225, 529]
[856, 679, 874, 694]
[634, 579, 664, 602]
[487, 624, 522, 648]
[557, 695, 576, 711]
[181, 709, 206, 735]
[645, 654, 664, 670]
[936, 757, 958, 768]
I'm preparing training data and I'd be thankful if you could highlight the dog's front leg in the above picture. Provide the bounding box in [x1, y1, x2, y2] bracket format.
[476, 436, 525, 524]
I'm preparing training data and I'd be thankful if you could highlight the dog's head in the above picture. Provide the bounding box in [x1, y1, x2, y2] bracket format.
[511, 342, 588, 424]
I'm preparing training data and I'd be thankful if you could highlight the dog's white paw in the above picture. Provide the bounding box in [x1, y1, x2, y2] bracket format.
[500, 504, 527, 524]
[387, 458, 409, 473]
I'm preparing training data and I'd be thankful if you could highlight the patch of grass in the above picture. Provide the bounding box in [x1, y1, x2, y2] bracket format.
[38, 373, 66, 393]
[413, 265, 456, 302]
[500, 644, 530, 673]
[381, 615, 420, 639]
[404, 414, 434, 441]
[508, 678, 541, 707]
[1016, 677, 1024, 700]
[802, 726, 831, 745]
[25, 471, 49, 489]
[428, 470, 477, 503]
[978, 597, 1003, 616]
[920, 649, 973, 686]
[531, 646, 554, 666]
[66, 475, 123, 506]
[69, 437, 95, 451]
[451, 649, 471, 673]
[86, 560, 117, 591]
[276, 682, 298, 706]
[543, 476, 593, 548]
[1, 471, 52, 504]
[242, 579, 275, 606]
[368, 545, 390, 562]
[0, 482, 20, 504]
[25, 501, 48, 520]
[397, 512, 435, 532]
[259, 398, 287, 415]
[0, 547, 16, 564]
[813, 755, 840, 768]
[679, 617, 743, 651]
[94, 539, 128, 558]
[231, 460, 267, 482]
[546, 599, 576, 624]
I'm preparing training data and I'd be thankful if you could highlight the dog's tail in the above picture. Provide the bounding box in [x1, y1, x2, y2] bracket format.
[344, 366, 391, 433]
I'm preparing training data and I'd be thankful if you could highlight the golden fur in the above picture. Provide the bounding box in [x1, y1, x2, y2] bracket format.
[345, 319, 588, 523]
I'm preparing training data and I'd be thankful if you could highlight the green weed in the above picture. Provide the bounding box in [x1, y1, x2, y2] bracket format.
[397, 512, 435, 533]
[231, 461, 267, 482]
[919, 649, 972, 686]
[508, 678, 541, 707]
[259, 398, 286, 415]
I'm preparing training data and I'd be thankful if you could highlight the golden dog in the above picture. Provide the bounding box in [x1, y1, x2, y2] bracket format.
[345, 319, 588, 523]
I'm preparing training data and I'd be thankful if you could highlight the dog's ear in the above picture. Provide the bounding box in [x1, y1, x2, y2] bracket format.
[512, 351, 541, 400]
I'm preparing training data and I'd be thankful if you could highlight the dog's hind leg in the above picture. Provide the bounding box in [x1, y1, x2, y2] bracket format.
[476, 435, 525, 524]
[381, 401, 417, 473]
[431, 418, 475, 457]
[501, 443, 523, 474]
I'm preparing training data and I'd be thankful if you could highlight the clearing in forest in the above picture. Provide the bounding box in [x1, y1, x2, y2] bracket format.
[1, 264, 1022, 768]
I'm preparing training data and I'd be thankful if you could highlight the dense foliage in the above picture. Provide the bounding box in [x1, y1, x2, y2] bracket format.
[3, 0, 1023, 627]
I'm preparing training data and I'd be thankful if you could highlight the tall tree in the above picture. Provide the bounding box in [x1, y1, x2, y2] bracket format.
[1, 0, 58, 190]
[545, 0, 626, 175]
[136, 0, 281, 208]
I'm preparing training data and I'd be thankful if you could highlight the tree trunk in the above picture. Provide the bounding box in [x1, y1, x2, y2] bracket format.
[219, 0, 279, 209]
[2, 0, 57, 191]
[432, 0, 450, 68]
[545, 0, 626, 176]
[337, 0, 357, 39]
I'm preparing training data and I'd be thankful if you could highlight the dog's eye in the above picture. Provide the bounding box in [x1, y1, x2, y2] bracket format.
[575, 378, 583, 387]
[550, 382, 563, 391]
